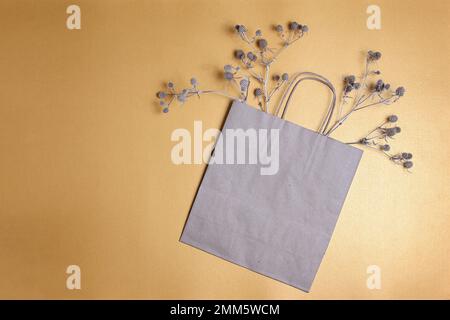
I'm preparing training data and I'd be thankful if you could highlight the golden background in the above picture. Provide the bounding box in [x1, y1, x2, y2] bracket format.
[0, 0, 449, 299]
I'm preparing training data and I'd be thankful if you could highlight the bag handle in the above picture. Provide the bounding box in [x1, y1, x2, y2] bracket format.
[274, 72, 336, 135]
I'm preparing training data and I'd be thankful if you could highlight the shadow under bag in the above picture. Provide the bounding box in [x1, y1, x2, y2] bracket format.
[180, 73, 363, 292]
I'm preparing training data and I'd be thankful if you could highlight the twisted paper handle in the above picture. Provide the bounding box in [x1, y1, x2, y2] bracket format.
[274, 72, 336, 135]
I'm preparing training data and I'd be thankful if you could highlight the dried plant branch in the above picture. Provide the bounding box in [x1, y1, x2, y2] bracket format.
[345, 115, 413, 171]
[156, 80, 241, 113]
[155, 26, 412, 169]
[156, 21, 309, 114]
[324, 51, 406, 136]
[154, 23, 414, 169]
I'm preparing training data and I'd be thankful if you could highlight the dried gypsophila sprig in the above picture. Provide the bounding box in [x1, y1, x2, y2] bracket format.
[346, 115, 414, 171]
[324, 50, 406, 136]
[389, 152, 414, 170]
[156, 78, 243, 113]
[232, 22, 308, 112]
[155, 20, 308, 113]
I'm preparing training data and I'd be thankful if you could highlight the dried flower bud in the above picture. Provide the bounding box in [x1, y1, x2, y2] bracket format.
[177, 89, 188, 102]
[386, 128, 397, 136]
[403, 161, 413, 169]
[224, 65, 233, 72]
[257, 39, 268, 49]
[156, 91, 167, 99]
[240, 79, 249, 90]
[395, 86, 405, 97]
[368, 50, 382, 61]
[380, 144, 390, 151]
[162, 107, 169, 113]
[235, 24, 246, 34]
[388, 115, 398, 122]
[281, 73, 289, 81]
[247, 52, 257, 61]
[374, 79, 384, 92]
[402, 152, 413, 160]
[359, 138, 369, 145]
[234, 49, 245, 60]
[373, 70, 381, 75]
[254, 88, 263, 97]
[159, 100, 166, 106]
[395, 126, 401, 133]
[190, 78, 198, 86]
[167, 82, 174, 88]
[289, 21, 299, 30]
[344, 75, 356, 85]
[384, 83, 391, 90]
[353, 82, 361, 90]
[301, 25, 309, 32]
[275, 24, 283, 32]
[255, 29, 262, 36]
[224, 72, 234, 80]
[273, 74, 280, 81]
